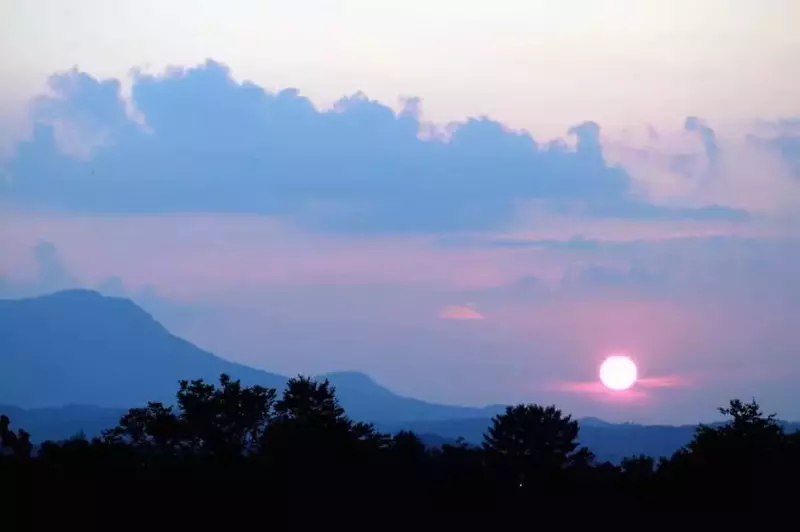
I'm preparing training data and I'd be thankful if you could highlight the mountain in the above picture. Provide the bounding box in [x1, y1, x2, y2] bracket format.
[0, 404, 125, 442]
[0, 290, 501, 423]
[0, 290, 286, 408]
[321, 371, 503, 423]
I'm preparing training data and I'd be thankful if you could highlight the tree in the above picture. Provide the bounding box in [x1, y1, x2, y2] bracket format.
[103, 402, 184, 453]
[385, 431, 430, 490]
[434, 440, 488, 496]
[0, 415, 33, 459]
[256, 376, 388, 493]
[620, 454, 657, 493]
[175, 374, 276, 456]
[273, 376, 347, 426]
[482, 404, 592, 491]
[671, 398, 788, 493]
[264, 376, 384, 452]
[688, 398, 784, 455]
[620, 454, 656, 477]
[390, 430, 427, 458]
[103, 374, 277, 458]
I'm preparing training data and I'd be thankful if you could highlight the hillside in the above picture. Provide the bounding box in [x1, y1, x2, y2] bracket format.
[321, 371, 502, 422]
[0, 290, 502, 423]
[0, 290, 287, 408]
[0, 404, 125, 442]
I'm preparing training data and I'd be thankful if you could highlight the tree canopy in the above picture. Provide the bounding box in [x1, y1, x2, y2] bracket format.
[2, 374, 798, 523]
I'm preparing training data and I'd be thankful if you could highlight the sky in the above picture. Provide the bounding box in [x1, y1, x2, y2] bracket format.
[1, 0, 800, 423]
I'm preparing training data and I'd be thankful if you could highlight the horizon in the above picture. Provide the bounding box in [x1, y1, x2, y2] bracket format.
[2, 288, 797, 426]
[1, 1, 799, 425]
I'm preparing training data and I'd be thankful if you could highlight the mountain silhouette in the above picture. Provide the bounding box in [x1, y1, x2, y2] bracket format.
[0, 290, 503, 423]
[0, 404, 125, 443]
[0, 290, 287, 408]
[321, 371, 503, 422]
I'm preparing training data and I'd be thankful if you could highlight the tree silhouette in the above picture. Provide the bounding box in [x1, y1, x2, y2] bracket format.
[4, 376, 800, 517]
[274, 376, 347, 425]
[175, 374, 276, 457]
[103, 374, 276, 458]
[619, 454, 657, 494]
[664, 398, 789, 494]
[482, 404, 592, 492]
[261, 375, 388, 486]
[0, 415, 33, 459]
[103, 402, 184, 453]
[689, 398, 784, 455]
[390, 430, 427, 457]
[620, 454, 656, 477]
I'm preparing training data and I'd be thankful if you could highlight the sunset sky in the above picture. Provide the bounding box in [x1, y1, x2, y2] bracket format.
[1, 0, 799, 423]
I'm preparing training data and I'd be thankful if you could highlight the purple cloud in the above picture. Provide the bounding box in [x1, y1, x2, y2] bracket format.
[2, 60, 746, 233]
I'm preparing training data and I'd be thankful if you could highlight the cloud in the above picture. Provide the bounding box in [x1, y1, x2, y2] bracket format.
[1, 59, 747, 234]
[33, 240, 76, 291]
[0, 240, 212, 329]
[747, 118, 800, 180]
[684, 116, 719, 170]
[438, 303, 485, 320]
[0, 240, 77, 297]
[637, 375, 691, 389]
[559, 263, 665, 295]
[549, 374, 691, 404]
[602, 120, 800, 217]
[548, 380, 650, 403]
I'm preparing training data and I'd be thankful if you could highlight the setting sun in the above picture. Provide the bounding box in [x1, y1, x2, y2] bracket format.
[599, 356, 638, 391]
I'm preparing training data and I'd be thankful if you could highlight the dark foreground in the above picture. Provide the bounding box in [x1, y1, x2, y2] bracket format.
[2, 375, 796, 526]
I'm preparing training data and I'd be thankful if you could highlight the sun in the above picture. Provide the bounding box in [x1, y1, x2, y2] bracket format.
[599, 355, 638, 391]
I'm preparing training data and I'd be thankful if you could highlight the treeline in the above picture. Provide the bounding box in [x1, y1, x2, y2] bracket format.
[2, 374, 799, 521]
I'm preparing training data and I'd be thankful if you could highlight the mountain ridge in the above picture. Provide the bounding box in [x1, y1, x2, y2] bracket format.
[0, 290, 503, 423]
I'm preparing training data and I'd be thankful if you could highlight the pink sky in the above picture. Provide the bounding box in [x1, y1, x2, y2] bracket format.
[1, 210, 799, 423]
[1, 55, 799, 423]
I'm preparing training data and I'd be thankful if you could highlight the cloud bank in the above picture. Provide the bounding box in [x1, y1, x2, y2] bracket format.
[1, 59, 758, 234]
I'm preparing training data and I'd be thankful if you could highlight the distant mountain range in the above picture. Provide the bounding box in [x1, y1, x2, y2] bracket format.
[2, 290, 797, 464]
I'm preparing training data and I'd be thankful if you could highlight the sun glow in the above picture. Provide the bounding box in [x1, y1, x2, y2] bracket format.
[599, 355, 638, 391]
